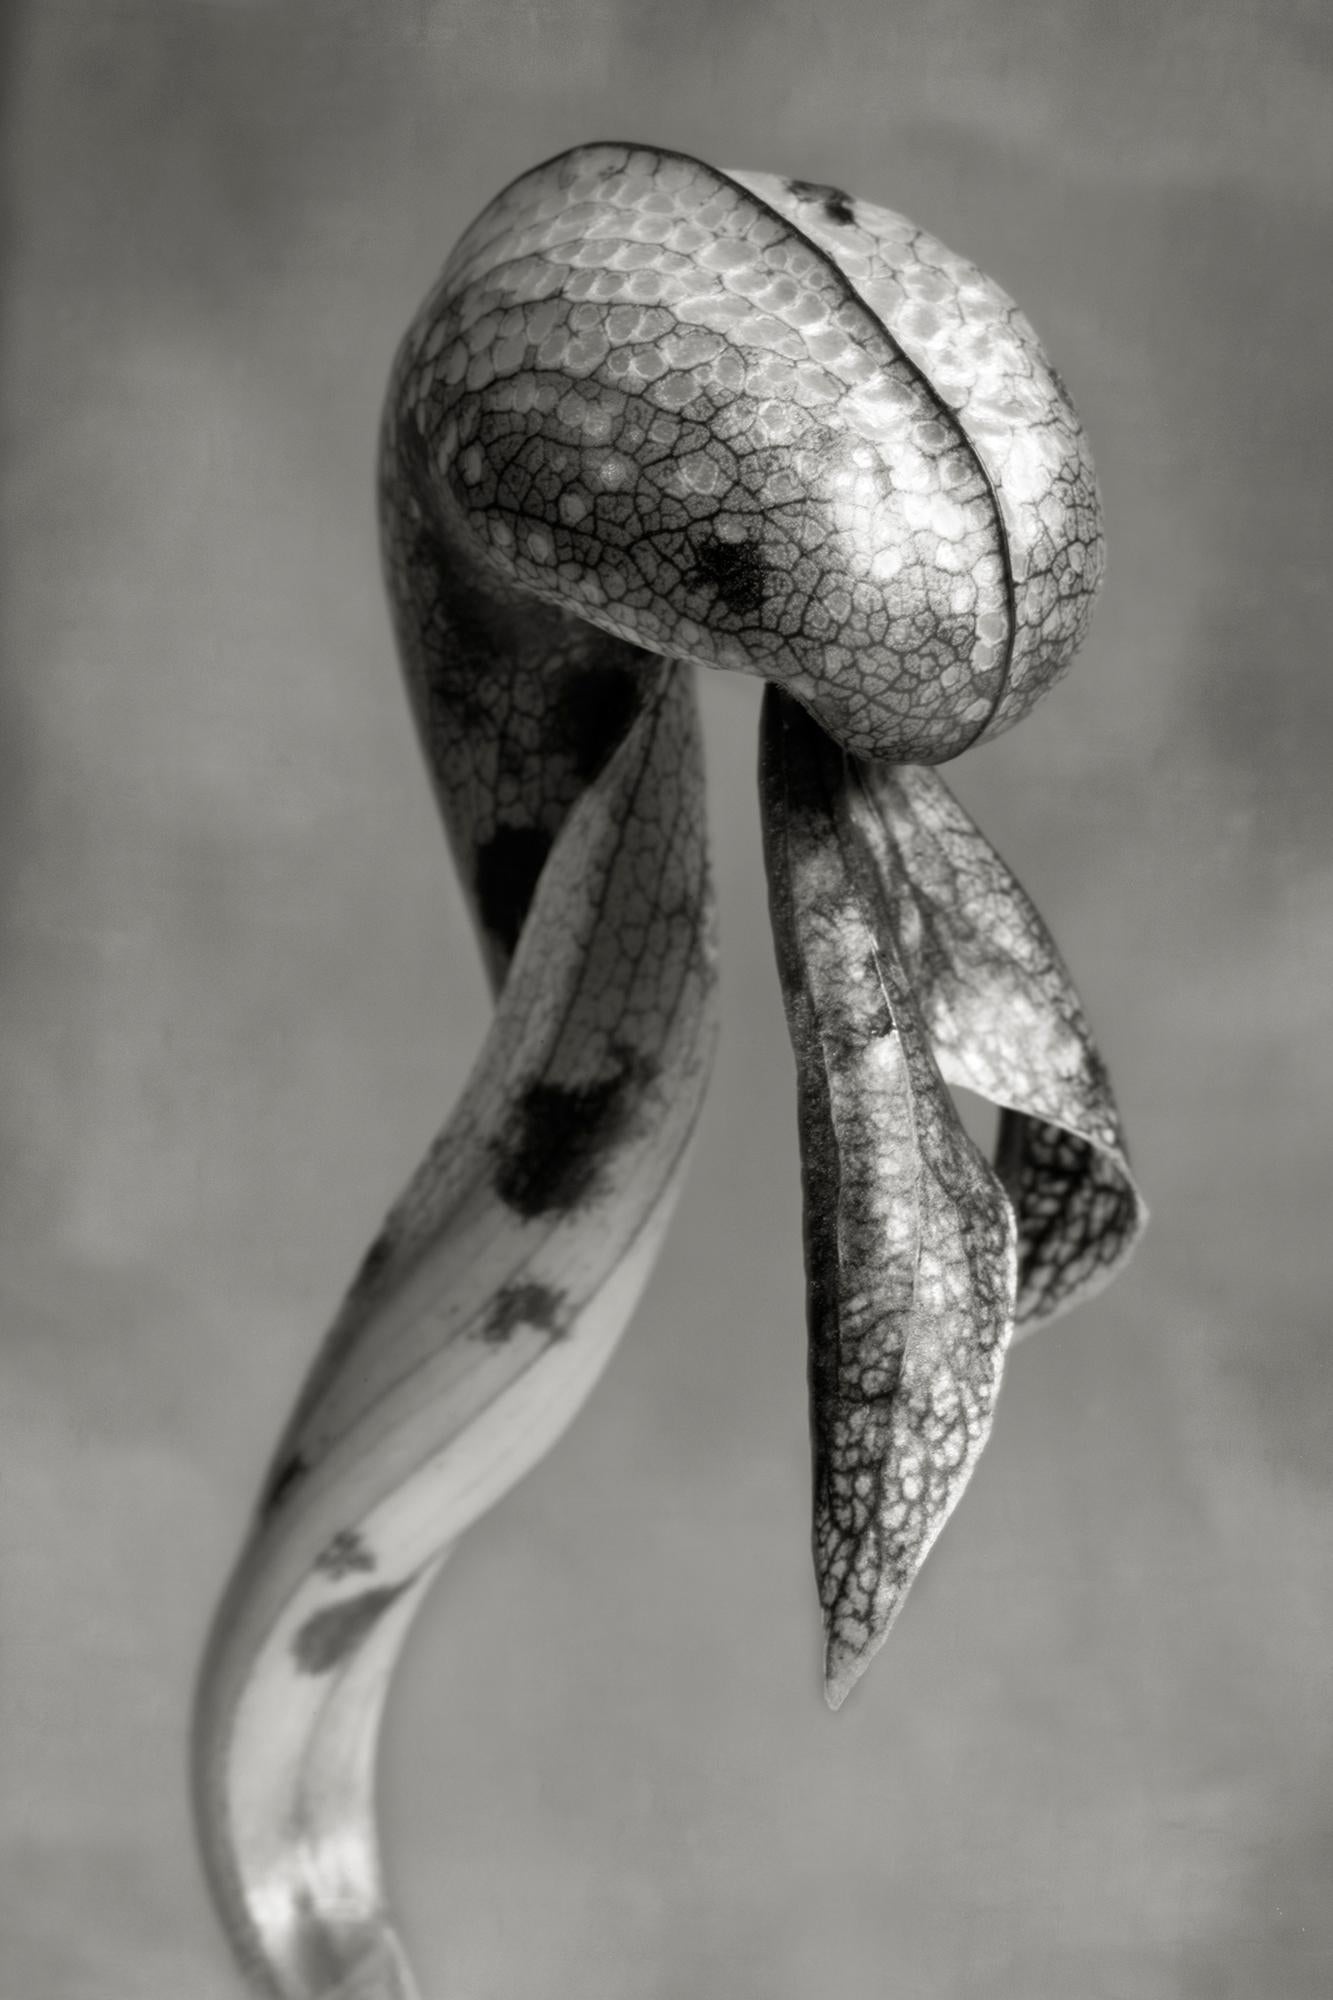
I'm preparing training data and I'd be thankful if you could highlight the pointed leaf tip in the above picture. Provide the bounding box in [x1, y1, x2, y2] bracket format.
[824, 1639, 872, 1711]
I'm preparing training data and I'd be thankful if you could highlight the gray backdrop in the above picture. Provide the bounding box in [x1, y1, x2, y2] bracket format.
[3, 4, 1330, 1995]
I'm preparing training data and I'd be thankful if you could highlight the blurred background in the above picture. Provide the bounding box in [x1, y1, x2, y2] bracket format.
[2, 4, 1330, 1995]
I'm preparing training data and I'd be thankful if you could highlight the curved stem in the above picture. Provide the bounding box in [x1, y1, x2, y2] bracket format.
[193, 671, 717, 1996]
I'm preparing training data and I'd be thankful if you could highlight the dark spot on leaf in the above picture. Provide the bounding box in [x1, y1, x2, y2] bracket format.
[556, 662, 642, 780]
[262, 1452, 307, 1518]
[787, 178, 856, 228]
[314, 1529, 377, 1580]
[291, 1583, 408, 1677]
[481, 1280, 568, 1343]
[687, 534, 769, 617]
[474, 824, 554, 959]
[492, 1044, 654, 1218]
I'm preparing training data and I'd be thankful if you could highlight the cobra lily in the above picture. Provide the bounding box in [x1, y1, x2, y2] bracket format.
[193, 143, 1146, 1999]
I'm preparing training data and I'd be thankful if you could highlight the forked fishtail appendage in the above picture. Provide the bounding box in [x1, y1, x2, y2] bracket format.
[194, 143, 1145, 1996]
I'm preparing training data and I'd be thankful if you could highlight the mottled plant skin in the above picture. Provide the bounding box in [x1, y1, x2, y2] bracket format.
[761, 693, 1141, 1704]
[193, 144, 1146, 2000]
[762, 691, 1017, 1708]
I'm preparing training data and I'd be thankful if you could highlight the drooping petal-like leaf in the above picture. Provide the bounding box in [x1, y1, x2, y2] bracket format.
[842, 761, 1147, 1329]
[761, 689, 1017, 1708]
